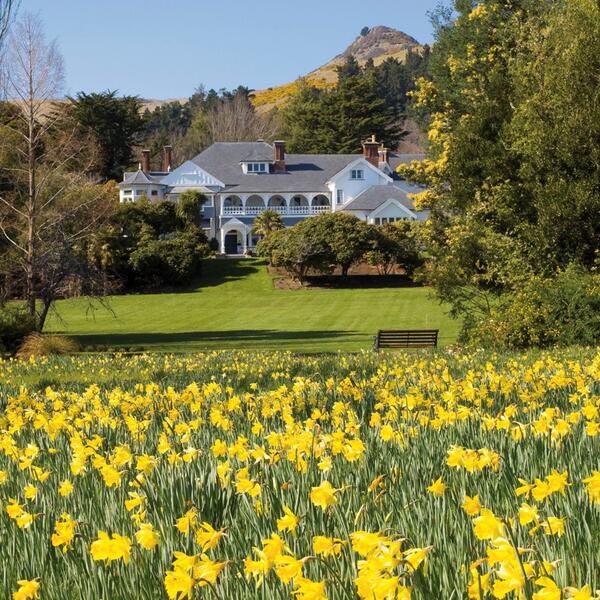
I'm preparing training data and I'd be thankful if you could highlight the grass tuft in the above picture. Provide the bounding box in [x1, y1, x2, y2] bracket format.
[17, 332, 80, 358]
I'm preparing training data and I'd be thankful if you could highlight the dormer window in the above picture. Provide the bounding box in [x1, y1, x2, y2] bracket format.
[350, 169, 364, 180]
[247, 162, 267, 173]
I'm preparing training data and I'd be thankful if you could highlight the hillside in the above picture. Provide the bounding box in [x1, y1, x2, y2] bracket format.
[251, 26, 424, 112]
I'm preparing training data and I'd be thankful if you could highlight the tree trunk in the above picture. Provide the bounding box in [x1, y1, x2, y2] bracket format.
[26, 104, 37, 317]
[37, 298, 52, 332]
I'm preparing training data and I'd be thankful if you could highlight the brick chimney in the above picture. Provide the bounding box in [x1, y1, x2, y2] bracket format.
[162, 145, 173, 172]
[363, 135, 380, 168]
[141, 149, 150, 173]
[379, 147, 390, 166]
[274, 140, 286, 173]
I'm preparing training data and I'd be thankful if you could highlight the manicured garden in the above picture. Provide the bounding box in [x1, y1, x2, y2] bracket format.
[45, 258, 459, 352]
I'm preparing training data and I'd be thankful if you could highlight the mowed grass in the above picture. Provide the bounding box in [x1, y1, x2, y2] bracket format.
[46, 258, 459, 352]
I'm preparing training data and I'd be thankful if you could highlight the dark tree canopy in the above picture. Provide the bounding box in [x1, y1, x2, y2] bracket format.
[68, 90, 145, 181]
[284, 52, 429, 153]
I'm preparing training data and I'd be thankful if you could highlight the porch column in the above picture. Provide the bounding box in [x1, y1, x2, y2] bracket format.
[220, 228, 226, 254]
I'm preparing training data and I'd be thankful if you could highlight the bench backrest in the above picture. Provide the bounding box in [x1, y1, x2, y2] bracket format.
[375, 329, 439, 350]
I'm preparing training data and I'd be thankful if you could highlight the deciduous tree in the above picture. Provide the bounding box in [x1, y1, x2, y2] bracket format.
[0, 13, 115, 330]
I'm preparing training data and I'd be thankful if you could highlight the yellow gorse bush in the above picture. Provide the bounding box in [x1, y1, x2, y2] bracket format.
[0, 349, 598, 598]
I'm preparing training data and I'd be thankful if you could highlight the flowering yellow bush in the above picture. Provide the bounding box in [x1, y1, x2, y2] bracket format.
[252, 76, 333, 108]
[0, 349, 598, 598]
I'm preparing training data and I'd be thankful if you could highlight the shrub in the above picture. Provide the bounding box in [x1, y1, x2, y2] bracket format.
[466, 265, 600, 349]
[17, 333, 80, 358]
[128, 227, 209, 287]
[260, 225, 333, 283]
[0, 305, 36, 354]
[366, 221, 422, 276]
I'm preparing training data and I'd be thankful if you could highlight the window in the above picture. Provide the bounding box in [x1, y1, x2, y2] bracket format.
[123, 190, 132, 196]
[151, 190, 158, 196]
[135, 189, 144, 195]
[350, 169, 364, 180]
[336, 189, 344, 205]
[247, 162, 267, 173]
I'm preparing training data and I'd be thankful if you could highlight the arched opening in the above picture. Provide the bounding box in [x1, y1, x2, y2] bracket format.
[223, 195, 243, 214]
[290, 195, 309, 214]
[311, 195, 331, 212]
[246, 195, 265, 215]
[268, 195, 287, 212]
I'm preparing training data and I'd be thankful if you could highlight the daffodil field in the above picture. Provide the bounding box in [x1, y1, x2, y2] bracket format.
[0, 349, 599, 600]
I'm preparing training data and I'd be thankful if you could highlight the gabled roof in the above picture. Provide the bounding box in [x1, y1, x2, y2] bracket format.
[121, 170, 165, 186]
[342, 183, 417, 211]
[190, 142, 360, 193]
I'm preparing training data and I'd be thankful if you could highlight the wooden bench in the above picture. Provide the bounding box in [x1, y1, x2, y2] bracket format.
[374, 329, 439, 351]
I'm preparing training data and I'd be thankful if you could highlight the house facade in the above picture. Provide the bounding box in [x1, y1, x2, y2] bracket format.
[119, 138, 428, 255]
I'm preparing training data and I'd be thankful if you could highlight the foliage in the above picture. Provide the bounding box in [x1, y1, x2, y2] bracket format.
[128, 227, 209, 288]
[175, 86, 281, 159]
[259, 224, 333, 283]
[175, 190, 207, 228]
[283, 73, 401, 153]
[399, 0, 600, 347]
[310, 212, 375, 276]
[263, 214, 418, 278]
[366, 221, 422, 276]
[16, 332, 79, 358]
[252, 210, 284, 239]
[68, 91, 145, 181]
[252, 210, 284, 263]
[0, 304, 35, 354]
[251, 76, 332, 109]
[95, 199, 210, 290]
[466, 265, 600, 350]
[260, 213, 376, 279]
[0, 348, 598, 598]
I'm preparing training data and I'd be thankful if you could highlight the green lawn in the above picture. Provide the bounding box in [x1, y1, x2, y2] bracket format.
[46, 258, 459, 352]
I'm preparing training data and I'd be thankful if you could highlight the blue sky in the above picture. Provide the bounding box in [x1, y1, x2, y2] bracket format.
[20, 0, 440, 99]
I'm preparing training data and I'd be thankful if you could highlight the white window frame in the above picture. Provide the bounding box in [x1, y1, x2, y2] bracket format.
[247, 162, 267, 173]
[336, 189, 344, 205]
[350, 169, 364, 180]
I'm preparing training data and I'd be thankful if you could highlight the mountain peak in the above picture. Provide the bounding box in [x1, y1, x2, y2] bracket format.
[252, 26, 423, 113]
[337, 26, 422, 64]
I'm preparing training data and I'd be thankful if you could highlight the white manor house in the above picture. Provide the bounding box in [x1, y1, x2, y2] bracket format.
[119, 138, 427, 255]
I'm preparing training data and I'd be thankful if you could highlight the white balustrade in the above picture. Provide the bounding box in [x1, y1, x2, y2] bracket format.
[221, 205, 331, 216]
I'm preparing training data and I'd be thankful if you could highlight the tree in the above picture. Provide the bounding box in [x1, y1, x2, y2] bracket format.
[68, 90, 145, 181]
[367, 221, 422, 276]
[0, 13, 115, 330]
[258, 222, 333, 283]
[176, 190, 207, 228]
[285, 71, 400, 153]
[361, 26, 370, 37]
[400, 0, 600, 346]
[309, 212, 374, 276]
[92, 198, 210, 291]
[0, 0, 17, 49]
[336, 56, 362, 81]
[281, 82, 326, 154]
[176, 86, 281, 159]
[252, 209, 284, 263]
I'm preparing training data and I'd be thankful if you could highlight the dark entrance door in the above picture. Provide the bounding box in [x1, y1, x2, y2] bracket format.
[224, 232, 238, 254]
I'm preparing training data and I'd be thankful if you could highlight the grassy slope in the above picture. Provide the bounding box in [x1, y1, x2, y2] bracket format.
[46, 259, 459, 352]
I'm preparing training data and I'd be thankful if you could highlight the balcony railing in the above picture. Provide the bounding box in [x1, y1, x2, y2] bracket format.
[222, 205, 330, 216]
